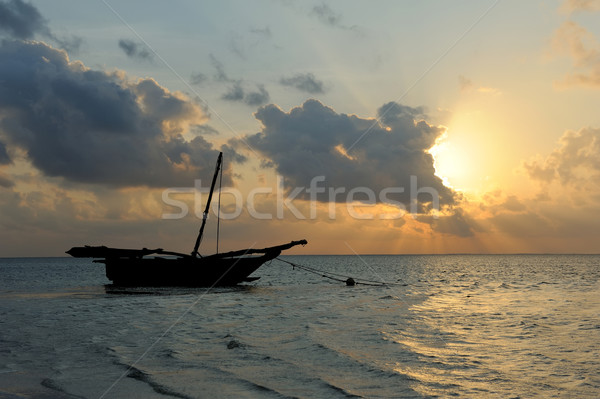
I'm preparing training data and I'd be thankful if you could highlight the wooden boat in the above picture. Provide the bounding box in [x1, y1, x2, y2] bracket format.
[67, 152, 307, 286]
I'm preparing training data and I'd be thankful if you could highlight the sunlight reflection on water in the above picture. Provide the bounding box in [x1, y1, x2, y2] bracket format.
[385, 256, 600, 397]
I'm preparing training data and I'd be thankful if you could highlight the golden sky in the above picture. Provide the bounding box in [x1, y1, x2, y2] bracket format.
[1, 0, 600, 255]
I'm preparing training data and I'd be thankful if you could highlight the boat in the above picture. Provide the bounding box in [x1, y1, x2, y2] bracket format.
[66, 152, 307, 286]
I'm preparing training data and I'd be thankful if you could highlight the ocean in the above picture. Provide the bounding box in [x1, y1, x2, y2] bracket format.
[0, 255, 598, 398]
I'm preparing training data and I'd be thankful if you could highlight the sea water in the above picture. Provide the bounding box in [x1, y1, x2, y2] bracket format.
[0, 255, 598, 398]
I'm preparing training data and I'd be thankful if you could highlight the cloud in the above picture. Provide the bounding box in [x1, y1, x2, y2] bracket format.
[311, 3, 342, 27]
[419, 208, 474, 237]
[560, 0, 600, 13]
[310, 3, 363, 34]
[222, 81, 245, 101]
[309, 3, 365, 37]
[502, 195, 527, 212]
[0, 40, 237, 187]
[229, 27, 273, 59]
[476, 86, 502, 95]
[469, 185, 600, 247]
[524, 127, 600, 187]
[242, 99, 457, 212]
[488, 210, 554, 238]
[0, 141, 10, 164]
[0, 140, 13, 188]
[54, 35, 82, 54]
[203, 54, 270, 105]
[552, 20, 600, 87]
[458, 75, 502, 95]
[209, 54, 231, 82]
[458, 75, 473, 91]
[0, 0, 50, 39]
[0, 173, 12, 188]
[228, 32, 247, 59]
[0, 0, 81, 53]
[190, 72, 208, 86]
[191, 124, 219, 136]
[222, 82, 270, 106]
[118, 39, 153, 61]
[244, 84, 270, 106]
[280, 73, 326, 94]
[497, 125, 600, 245]
[250, 26, 271, 38]
[236, 99, 471, 237]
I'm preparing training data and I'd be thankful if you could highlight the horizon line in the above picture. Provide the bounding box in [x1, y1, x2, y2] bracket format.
[1, 253, 600, 259]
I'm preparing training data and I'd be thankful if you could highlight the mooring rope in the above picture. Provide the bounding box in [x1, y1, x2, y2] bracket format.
[275, 257, 403, 287]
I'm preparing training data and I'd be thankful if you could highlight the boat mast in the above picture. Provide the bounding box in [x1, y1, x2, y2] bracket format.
[216, 155, 223, 254]
[192, 152, 223, 257]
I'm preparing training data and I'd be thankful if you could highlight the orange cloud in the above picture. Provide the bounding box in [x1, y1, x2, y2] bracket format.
[560, 0, 600, 13]
[552, 20, 600, 87]
[458, 75, 501, 95]
[523, 127, 600, 188]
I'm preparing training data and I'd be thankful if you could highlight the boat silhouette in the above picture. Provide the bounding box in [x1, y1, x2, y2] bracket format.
[67, 152, 307, 286]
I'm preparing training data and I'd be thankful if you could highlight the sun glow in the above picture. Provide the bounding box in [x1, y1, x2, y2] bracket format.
[428, 132, 476, 192]
[428, 133, 453, 189]
[429, 112, 505, 194]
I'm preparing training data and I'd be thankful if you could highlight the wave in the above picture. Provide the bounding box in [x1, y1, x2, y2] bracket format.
[40, 378, 86, 399]
[320, 381, 363, 398]
[117, 362, 194, 399]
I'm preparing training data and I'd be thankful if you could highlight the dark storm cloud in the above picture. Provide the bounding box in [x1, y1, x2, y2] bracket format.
[0, 40, 235, 187]
[118, 39, 153, 61]
[244, 84, 270, 106]
[0, 139, 11, 187]
[242, 99, 457, 211]
[0, 174, 12, 187]
[0, 141, 9, 164]
[0, 0, 49, 39]
[280, 73, 325, 94]
[0, 0, 82, 53]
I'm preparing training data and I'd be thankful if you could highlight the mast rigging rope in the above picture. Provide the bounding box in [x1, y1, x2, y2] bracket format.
[275, 257, 405, 287]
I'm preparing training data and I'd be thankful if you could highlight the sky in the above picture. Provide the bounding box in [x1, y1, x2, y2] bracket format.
[1, 0, 600, 256]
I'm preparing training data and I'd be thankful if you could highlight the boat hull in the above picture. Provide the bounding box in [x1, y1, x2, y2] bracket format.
[102, 253, 277, 287]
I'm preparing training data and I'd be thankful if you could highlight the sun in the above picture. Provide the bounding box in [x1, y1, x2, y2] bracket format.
[428, 132, 473, 191]
[429, 133, 454, 189]
[428, 119, 492, 193]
